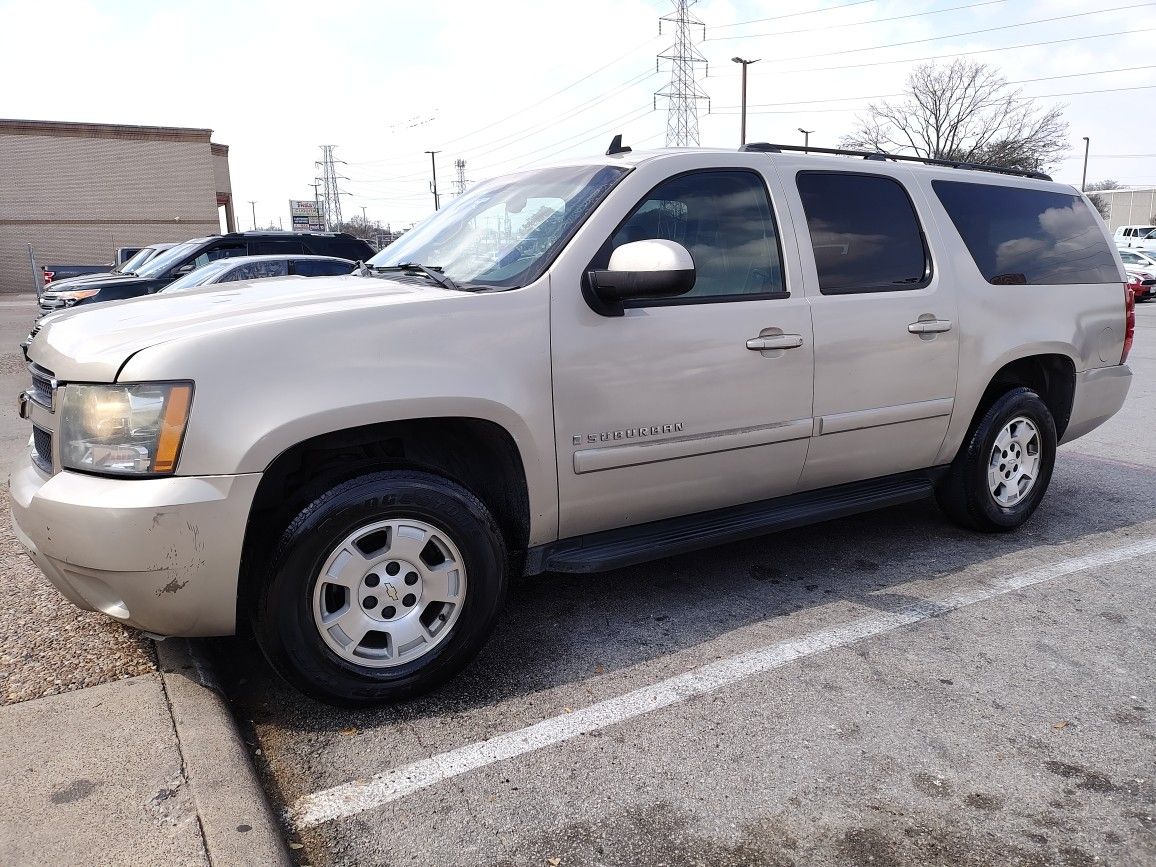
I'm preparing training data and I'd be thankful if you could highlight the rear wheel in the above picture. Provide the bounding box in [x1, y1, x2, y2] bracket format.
[253, 471, 507, 706]
[935, 387, 1057, 532]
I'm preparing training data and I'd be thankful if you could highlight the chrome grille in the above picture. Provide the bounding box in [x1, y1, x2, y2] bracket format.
[31, 426, 52, 473]
[28, 363, 55, 410]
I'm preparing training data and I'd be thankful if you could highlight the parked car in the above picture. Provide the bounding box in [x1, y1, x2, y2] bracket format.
[1126, 271, 1155, 301]
[1114, 224, 1156, 248]
[36, 231, 374, 314]
[41, 244, 176, 298]
[13, 142, 1133, 705]
[159, 255, 355, 293]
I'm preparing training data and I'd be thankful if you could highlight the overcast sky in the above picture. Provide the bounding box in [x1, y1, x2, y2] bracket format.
[2, 0, 1153, 229]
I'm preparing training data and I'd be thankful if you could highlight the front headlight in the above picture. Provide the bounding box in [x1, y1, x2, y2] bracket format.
[53, 288, 101, 306]
[58, 382, 193, 476]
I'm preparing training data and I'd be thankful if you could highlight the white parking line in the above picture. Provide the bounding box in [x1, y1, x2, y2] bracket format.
[288, 536, 1156, 829]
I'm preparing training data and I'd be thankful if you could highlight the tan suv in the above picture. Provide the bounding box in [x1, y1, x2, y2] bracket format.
[11, 141, 1135, 705]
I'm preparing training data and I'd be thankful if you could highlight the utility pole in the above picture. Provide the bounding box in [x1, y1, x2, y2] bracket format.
[454, 159, 468, 196]
[315, 145, 348, 230]
[361, 206, 368, 223]
[248, 200, 257, 230]
[798, 128, 814, 153]
[731, 57, 758, 146]
[655, 0, 710, 147]
[309, 180, 323, 231]
[1081, 136, 1090, 192]
[426, 150, 441, 210]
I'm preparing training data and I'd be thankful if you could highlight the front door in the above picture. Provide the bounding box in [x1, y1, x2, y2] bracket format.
[780, 167, 959, 490]
[550, 164, 815, 539]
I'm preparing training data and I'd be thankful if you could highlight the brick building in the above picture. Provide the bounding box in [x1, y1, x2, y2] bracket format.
[0, 118, 233, 292]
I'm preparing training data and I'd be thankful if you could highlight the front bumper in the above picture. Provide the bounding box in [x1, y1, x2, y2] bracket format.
[1060, 364, 1133, 444]
[9, 452, 261, 637]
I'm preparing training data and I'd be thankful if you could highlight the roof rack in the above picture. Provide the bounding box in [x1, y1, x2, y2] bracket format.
[738, 142, 1051, 181]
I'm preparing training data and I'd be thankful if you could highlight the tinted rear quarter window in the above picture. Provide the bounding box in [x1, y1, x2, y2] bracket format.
[932, 180, 1119, 285]
[795, 172, 929, 294]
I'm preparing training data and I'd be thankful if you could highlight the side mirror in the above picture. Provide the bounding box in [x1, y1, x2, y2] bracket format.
[584, 239, 696, 317]
[171, 263, 196, 277]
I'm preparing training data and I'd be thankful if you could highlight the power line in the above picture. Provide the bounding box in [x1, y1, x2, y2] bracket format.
[348, 67, 657, 179]
[435, 35, 661, 150]
[756, 3, 1156, 65]
[712, 0, 875, 30]
[712, 66, 1156, 111]
[712, 83, 1156, 115]
[708, 0, 1007, 41]
[753, 26, 1156, 76]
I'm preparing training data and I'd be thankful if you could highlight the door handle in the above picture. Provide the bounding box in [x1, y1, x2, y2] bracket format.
[746, 334, 804, 351]
[907, 319, 952, 334]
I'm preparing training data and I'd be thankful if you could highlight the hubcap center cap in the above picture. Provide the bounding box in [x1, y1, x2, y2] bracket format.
[358, 560, 423, 622]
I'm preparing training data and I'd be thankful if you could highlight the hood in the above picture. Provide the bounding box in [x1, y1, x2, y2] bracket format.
[44, 274, 155, 294]
[29, 274, 455, 381]
[44, 271, 119, 290]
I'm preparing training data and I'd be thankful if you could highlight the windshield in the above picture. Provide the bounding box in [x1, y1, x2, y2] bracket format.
[368, 164, 627, 288]
[115, 246, 156, 275]
[1139, 228, 1156, 239]
[137, 240, 203, 277]
[160, 259, 234, 292]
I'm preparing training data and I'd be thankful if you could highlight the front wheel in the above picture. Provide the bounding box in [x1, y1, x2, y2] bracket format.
[935, 387, 1057, 532]
[253, 471, 508, 706]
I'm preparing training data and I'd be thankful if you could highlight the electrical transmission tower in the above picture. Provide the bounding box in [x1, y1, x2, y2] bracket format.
[453, 159, 469, 196]
[315, 145, 348, 230]
[654, 0, 709, 148]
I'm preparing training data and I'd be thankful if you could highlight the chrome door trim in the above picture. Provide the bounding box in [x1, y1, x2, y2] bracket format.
[573, 418, 813, 474]
[818, 397, 954, 436]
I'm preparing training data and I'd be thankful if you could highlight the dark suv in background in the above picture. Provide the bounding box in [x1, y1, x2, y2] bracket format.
[37, 231, 375, 313]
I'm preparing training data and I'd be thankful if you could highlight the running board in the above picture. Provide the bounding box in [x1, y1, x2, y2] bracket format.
[526, 470, 942, 575]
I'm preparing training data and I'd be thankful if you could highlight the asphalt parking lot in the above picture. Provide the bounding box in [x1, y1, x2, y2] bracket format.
[208, 302, 1156, 867]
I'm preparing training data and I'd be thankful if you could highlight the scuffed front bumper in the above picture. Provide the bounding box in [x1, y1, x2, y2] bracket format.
[9, 452, 261, 637]
[1061, 364, 1133, 444]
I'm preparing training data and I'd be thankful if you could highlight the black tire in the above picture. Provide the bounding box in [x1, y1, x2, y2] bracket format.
[935, 387, 1057, 532]
[253, 470, 507, 706]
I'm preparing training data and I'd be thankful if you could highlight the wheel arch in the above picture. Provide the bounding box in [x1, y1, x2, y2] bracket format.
[238, 416, 533, 625]
[964, 352, 1077, 446]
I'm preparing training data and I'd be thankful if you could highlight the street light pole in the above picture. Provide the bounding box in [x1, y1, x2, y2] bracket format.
[425, 150, 442, 211]
[248, 200, 257, 230]
[731, 57, 760, 146]
[1081, 136, 1090, 192]
[798, 128, 815, 153]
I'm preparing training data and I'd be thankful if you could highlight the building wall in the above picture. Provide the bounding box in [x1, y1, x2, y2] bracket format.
[1089, 187, 1156, 231]
[0, 119, 231, 292]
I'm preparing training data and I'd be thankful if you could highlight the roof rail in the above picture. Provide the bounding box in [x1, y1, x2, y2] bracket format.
[738, 142, 1051, 181]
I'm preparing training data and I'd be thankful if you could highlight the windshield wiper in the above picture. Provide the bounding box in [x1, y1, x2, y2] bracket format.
[364, 262, 462, 292]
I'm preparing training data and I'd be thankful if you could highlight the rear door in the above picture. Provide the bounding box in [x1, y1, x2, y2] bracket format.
[780, 166, 959, 490]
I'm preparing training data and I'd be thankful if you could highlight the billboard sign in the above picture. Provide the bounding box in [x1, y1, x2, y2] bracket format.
[289, 199, 326, 232]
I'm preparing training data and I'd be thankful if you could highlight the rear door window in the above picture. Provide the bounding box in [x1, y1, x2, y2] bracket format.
[253, 240, 307, 255]
[292, 259, 353, 277]
[222, 260, 289, 282]
[933, 180, 1119, 285]
[795, 172, 930, 294]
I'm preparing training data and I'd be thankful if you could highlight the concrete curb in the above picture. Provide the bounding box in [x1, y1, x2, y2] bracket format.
[156, 638, 291, 866]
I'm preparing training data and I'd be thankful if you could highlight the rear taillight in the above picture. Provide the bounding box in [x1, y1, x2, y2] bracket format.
[1122, 284, 1136, 364]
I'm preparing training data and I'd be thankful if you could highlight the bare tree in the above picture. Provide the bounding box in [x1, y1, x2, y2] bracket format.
[1084, 179, 1121, 221]
[842, 60, 1069, 173]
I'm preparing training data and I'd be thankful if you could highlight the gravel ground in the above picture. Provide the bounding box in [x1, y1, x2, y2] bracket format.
[0, 485, 156, 705]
